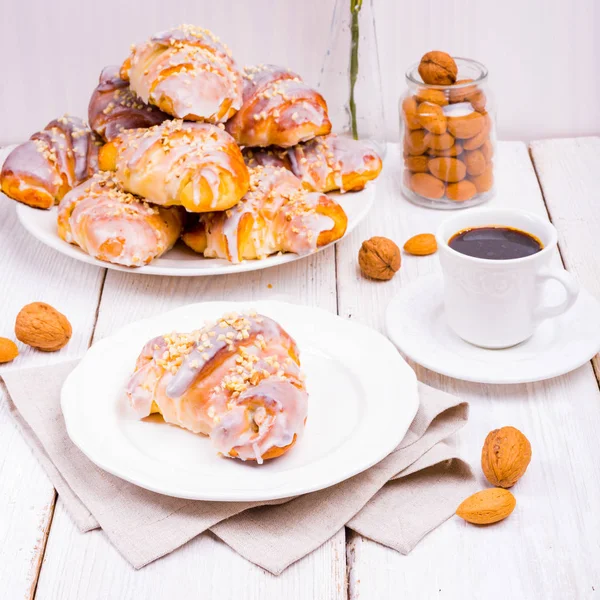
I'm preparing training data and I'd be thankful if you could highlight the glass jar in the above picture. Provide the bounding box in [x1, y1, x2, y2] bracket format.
[399, 58, 496, 209]
[318, 0, 387, 158]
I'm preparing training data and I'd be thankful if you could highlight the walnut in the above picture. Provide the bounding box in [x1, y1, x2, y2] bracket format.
[358, 237, 401, 281]
[481, 426, 532, 488]
[15, 302, 72, 352]
[418, 51, 458, 85]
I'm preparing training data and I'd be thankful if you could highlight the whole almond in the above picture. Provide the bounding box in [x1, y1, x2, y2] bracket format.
[417, 102, 447, 135]
[424, 132, 455, 151]
[456, 488, 516, 524]
[404, 155, 430, 173]
[446, 180, 477, 202]
[409, 173, 445, 199]
[428, 142, 463, 158]
[0, 337, 19, 363]
[447, 111, 486, 139]
[404, 129, 429, 155]
[449, 79, 477, 103]
[428, 157, 467, 182]
[403, 233, 437, 256]
[481, 140, 494, 163]
[470, 167, 494, 193]
[481, 426, 532, 488]
[401, 96, 421, 130]
[415, 88, 449, 106]
[464, 149, 487, 176]
[463, 115, 492, 150]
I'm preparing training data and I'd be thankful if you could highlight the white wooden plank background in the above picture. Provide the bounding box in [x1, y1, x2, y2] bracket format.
[0, 199, 105, 599]
[1, 0, 599, 144]
[0, 140, 599, 599]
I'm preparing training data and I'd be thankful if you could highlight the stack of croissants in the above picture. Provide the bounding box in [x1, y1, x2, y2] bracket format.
[0, 25, 382, 267]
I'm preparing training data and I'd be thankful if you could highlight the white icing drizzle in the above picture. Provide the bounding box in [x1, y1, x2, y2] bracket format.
[185, 165, 346, 262]
[0, 115, 101, 205]
[288, 134, 383, 192]
[225, 64, 331, 147]
[88, 66, 170, 141]
[124, 25, 243, 123]
[125, 312, 309, 462]
[57, 172, 183, 267]
[109, 119, 249, 212]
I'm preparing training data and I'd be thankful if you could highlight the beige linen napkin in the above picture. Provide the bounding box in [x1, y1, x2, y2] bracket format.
[3, 361, 476, 575]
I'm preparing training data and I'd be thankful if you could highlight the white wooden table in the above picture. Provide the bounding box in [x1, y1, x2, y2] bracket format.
[1, 139, 599, 600]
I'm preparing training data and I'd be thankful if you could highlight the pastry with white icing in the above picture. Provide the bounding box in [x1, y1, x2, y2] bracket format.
[121, 24, 243, 123]
[88, 66, 171, 142]
[57, 172, 183, 267]
[244, 133, 383, 193]
[181, 165, 348, 262]
[1, 116, 101, 209]
[98, 119, 249, 213]
[226, 64, 331, 147]
[126, 312, 308, 463]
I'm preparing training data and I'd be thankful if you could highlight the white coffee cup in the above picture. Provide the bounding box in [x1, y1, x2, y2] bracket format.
[436, 208, 580, 349]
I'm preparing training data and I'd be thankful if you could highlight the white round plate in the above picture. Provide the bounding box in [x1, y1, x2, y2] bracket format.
[385, 274, 600, 384]
[0, 146, 376, 276]
[61, 301, 418, 501]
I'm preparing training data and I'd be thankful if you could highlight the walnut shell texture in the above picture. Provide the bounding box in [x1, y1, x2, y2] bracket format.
[15, 302, 72, 352]
[358, 237, 401, 281]
[481, 426, 532, 488]
[418, 51, 458, 85]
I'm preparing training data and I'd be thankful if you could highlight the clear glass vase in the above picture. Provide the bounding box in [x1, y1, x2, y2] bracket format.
[318, 0, 387, 158]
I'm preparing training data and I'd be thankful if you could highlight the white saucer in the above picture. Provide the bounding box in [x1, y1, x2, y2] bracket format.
[385, 274, 600, 384]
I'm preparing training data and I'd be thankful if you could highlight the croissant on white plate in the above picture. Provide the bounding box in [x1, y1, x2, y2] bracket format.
[121, 24, 243, 123]
[126, 311, 308, 463]
[181, 165, 348, 263]
[1, 116, 101, 209]
[244, 133, 382, 193]
[98, 119, 249, 212]
[57, 172, 183, 267]
[225, 64, 331, 148]
[88, 66, 171, 142]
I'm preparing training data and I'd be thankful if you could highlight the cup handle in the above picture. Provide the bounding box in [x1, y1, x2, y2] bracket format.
[533, 268, 580, 323]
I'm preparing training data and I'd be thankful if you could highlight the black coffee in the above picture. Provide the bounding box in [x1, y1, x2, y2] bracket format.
[449, 226, 543, 260]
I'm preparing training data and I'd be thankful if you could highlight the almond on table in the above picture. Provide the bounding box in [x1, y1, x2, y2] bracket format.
[0, 338, 19, 363]
[403, 234, 437, 256]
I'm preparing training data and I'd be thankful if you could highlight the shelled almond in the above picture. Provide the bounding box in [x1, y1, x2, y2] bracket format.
[400, 51, 494, 204]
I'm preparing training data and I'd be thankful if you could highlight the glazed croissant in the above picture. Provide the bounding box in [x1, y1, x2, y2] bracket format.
[245, 134, 383, 193]
[98, 119, 249, 212]
[1, 116, 101, 209]
[121, 24, 243, 123]
[57, 172, 183, 267]
[126, 312, 308, 463]
[88, 66, 170, 142]
[181, 165, 348, 262]
[225, 65, 331, 148]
